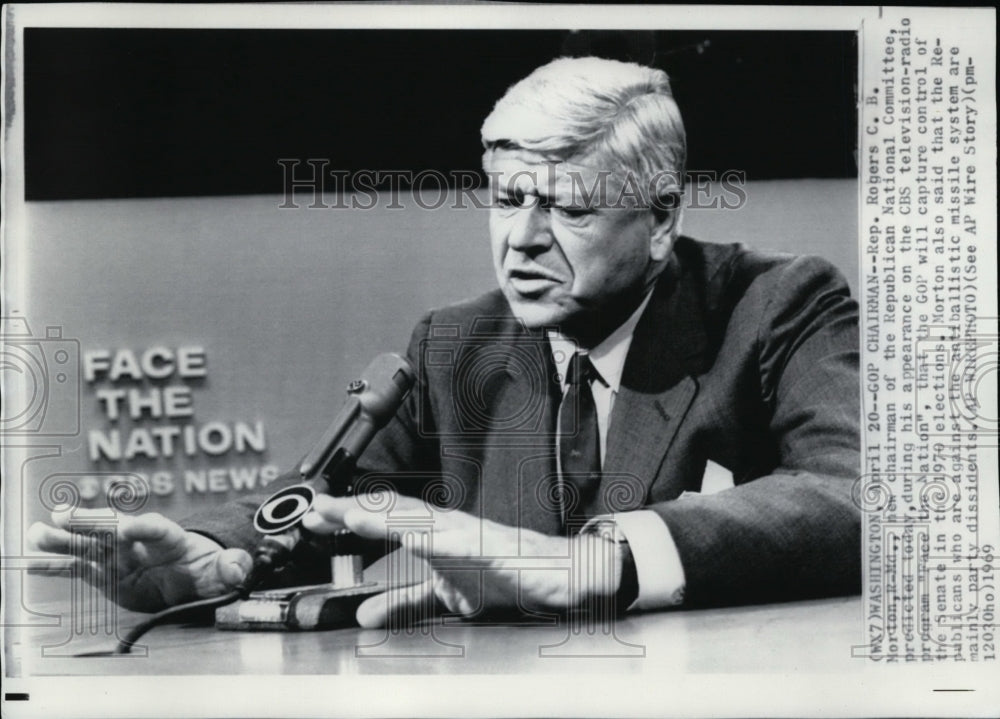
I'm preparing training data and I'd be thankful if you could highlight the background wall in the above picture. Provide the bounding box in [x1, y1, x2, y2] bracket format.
[5, 28, 859, 528]
[24, 29, 857, 200]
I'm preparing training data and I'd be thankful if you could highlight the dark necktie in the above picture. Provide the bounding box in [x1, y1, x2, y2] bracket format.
[558, 352, 602, 524]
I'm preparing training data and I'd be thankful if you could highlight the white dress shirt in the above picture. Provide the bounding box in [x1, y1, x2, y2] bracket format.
[548, 293, 687, 610]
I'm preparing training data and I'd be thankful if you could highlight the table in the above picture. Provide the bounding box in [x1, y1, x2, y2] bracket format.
[10, 578, 996, 719]
[6, 576, 864, 676]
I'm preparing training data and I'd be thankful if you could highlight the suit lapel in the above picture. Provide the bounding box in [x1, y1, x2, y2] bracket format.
[472, 313, 563, 534]
[600, 259, 707, 511]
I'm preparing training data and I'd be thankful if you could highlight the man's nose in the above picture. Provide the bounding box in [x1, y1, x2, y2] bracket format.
[506, 202, 553, 253]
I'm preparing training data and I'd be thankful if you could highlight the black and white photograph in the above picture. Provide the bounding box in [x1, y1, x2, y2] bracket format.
[1, 4, 996, 718]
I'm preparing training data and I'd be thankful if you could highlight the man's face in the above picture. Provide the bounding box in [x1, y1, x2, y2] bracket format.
[486, 147, 671, 336]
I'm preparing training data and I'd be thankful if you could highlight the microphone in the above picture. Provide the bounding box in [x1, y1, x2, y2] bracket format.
[299, 352, 416, 493]
[238, 353, 416, 595]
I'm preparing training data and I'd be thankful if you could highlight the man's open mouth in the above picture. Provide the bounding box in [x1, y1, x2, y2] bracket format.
[507, 268, 560, 295]
[508, 268, 559, 282]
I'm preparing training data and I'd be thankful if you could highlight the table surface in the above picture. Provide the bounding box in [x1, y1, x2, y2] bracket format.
[5, 575, 864, 677]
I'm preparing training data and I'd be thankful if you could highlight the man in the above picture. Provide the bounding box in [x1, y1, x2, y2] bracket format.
[30, 57, 860, 626]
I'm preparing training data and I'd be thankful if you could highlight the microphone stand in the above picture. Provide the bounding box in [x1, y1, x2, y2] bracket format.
[216, 354, 416, 630]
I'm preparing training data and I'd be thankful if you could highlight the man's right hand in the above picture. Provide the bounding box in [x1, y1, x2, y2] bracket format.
[28, 509, 252, 613]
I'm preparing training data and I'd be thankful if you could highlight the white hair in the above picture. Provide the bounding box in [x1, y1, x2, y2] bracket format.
[481, 56, 687, 205]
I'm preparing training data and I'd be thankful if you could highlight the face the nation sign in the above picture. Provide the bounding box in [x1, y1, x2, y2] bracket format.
[81, 344, 280, 503]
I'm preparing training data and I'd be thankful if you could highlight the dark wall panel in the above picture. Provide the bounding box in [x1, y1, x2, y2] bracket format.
[25, 29, 857, 200]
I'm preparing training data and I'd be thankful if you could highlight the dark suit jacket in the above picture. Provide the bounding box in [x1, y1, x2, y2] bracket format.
[184, 237, 861, 607]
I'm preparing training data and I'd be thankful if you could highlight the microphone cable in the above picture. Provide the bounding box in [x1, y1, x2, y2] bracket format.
[75, 590, 242, 656]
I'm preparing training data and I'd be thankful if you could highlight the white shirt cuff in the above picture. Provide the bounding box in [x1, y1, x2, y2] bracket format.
[583, 510, 686, 610]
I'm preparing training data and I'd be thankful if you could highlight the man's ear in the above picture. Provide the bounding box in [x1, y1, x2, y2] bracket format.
[648, 196, 680, 262]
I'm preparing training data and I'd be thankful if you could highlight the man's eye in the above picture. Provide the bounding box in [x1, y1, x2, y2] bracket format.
[494, 196, 517, 209]
[554, 206, 592, 219]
